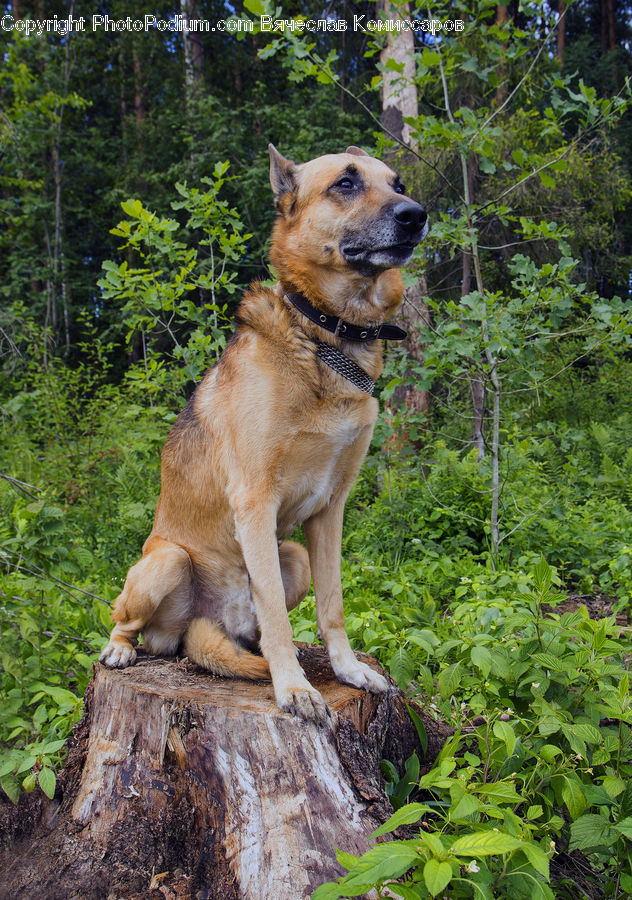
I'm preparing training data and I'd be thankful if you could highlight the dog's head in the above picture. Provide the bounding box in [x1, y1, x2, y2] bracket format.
[268, 145, 427, 319]
[270, 144, 428, 320]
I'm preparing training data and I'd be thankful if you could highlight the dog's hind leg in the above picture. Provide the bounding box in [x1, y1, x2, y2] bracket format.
[279, 540, 311, 611]
[100, 536, 191, 668]
[183, 542, 310, 680]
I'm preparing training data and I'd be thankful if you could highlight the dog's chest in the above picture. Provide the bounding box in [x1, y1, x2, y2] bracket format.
[277, 414, 367, 533]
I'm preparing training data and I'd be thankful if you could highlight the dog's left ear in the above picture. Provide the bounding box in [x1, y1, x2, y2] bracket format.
[346, 146, 371, 157]
[269, 144, 297, 207]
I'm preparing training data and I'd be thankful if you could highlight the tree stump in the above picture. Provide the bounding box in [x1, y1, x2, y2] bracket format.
[0, 645, 450, 900]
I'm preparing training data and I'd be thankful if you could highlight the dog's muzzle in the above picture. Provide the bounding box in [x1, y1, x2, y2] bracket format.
[341, 200, 428, 272]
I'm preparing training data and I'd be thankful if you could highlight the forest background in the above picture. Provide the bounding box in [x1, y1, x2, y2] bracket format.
[1, 0, 632, 897]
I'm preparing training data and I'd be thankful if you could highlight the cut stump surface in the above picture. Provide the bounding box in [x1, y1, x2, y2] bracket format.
[0, 645, 449, 900]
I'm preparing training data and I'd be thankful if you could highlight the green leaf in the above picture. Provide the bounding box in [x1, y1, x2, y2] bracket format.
[423, 859, 452, 896]
[22, 772, 36, 793]
[521, 841, 550, 878]
[16, 755, 37, 774]
[569, 814, 616, 851]
[389, 648, 415, 690]
[384, 57, 405, 73]
[419, 831, 447, 859]
[243, 0, 266, 14]
[539, 171, 556, 189]
[473, 782, 522, 804]
[471, 646, 492, 678]
[531, 652, 564, 672]
[1, 776, 20, 804]
[602, 775, 626, 799]
[391, 753, 420, 810]
[450, 831, 521, 856]
[372, 803, 432, 838]
[568, 723, 602, 745]
[492, 720, 516, 758]
[342, 843, 418, 888]
[381, 759, 399, 786]
[121, 198, 143, 218]
[34, 685, 80, 706]
[386, 885, 424, 900]
[561, 777, 587, 819]
[406, 705, 428, 757]
[421, 49, 440, 66]
[311, 883, 343, 900]
[533, 558, 553, 593]
[438, 662, 462, 699]
[451, 792, 481, 820]
[36, 739, 67, 754]
[539, 744, 562, 763]
[613, 817, 632, 840]
[335, 849, 358, 871]
[621, 874, 632, 894]
[38, 767, 56, 800]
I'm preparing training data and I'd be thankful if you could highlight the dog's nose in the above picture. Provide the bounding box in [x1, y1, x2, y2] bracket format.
[393, 201, 427, 232]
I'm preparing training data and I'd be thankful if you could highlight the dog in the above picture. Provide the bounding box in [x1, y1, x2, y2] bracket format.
[99, 145, 427, 723]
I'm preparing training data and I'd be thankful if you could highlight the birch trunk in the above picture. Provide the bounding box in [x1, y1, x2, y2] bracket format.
[380, 0, 430, 424]
[379, 1, 419, 146]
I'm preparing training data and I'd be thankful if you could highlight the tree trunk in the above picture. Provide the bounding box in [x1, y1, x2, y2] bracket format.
[389, 276, 431, 431]
[379, 0, 430, 424]
[606, 0, 616, 51]
[181, 0, 204, 97]
[379, 1, 419, 146]
[133, 47, 146, 125]
[0, 646, 449, 900]
[495, 4, 509, 107]
[557, 0, 567, 65]
[119, 41, 129, 165]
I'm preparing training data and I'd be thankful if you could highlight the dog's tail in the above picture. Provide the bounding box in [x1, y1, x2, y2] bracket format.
[184, 617, 270, 680]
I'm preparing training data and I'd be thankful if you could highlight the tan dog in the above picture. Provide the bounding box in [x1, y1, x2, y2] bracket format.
[99, 145, 427, 723]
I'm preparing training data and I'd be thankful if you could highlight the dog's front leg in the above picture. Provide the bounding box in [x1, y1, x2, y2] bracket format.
[304, 501, 390, 694]
[233, 493, 329, 724]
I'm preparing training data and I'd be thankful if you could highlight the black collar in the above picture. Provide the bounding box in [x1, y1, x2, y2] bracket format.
[285, 290, 407, 343]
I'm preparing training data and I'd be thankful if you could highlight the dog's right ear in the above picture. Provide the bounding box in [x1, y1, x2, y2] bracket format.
[269, 144, 297, 208]
[346, 146, 371, 157]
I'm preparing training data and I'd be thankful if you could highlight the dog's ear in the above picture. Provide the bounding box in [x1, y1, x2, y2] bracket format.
[269, 144, 297, 207]
[346, 146, 371, 157]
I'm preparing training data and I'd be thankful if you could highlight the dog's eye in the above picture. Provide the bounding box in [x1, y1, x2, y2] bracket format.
[334, 177, 355, 191]
[394, 183, 406, 194]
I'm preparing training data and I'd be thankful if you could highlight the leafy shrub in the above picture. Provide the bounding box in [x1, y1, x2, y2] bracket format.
[311, 560, 632, 899]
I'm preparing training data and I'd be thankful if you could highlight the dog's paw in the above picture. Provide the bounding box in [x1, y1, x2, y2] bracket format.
[335, 659, 390, 694]
[276, 683, 330, 725]
[99, 641, 137, 668]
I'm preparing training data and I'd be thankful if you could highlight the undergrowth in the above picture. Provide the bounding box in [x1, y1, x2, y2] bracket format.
[1, 330, 631, 897]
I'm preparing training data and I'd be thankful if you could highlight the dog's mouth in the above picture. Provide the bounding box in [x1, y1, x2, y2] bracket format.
[341, 241, 418, 270]
[342, 242, 415, 257]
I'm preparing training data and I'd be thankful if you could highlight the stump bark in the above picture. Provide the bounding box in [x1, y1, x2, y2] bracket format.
[0, 645, 450, 900]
